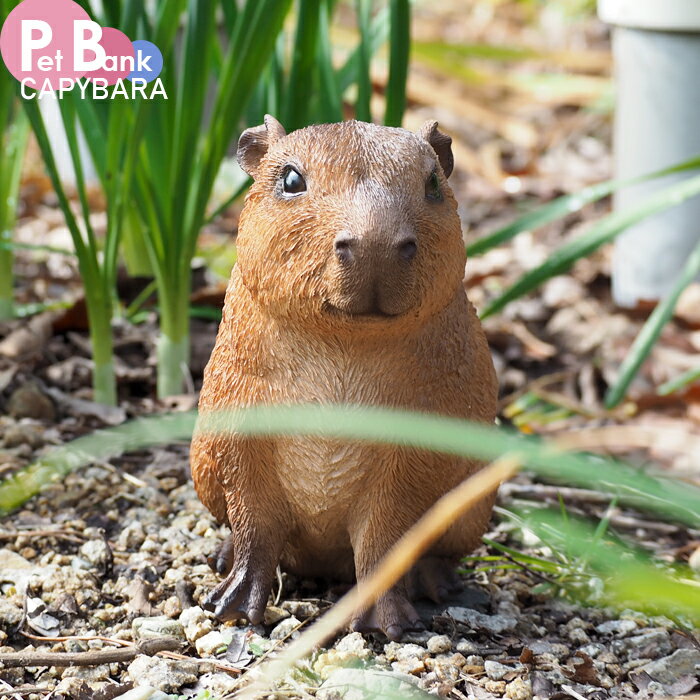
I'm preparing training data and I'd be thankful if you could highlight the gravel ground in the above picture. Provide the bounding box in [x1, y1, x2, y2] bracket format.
[1, 409, 699, 699]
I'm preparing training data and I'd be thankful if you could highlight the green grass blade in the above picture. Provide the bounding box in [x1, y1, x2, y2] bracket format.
[285, 0, 322, 131]
[605, 240, 700, 408]
[468, 155, 700, 257]
[170, 0, 217, 240]
[315, 0, 344, 123]
[658, 366, 700, 396]
[384, 0, 410, 127]
[4, 405, 700, 527]
[205, 175, 252, 225]
[221, 0, 238, 34]
[354, 0, 373, 121]
[57, 98, 99, 256]
[337, 6, 389, 94]
[480, 172, 700, 319]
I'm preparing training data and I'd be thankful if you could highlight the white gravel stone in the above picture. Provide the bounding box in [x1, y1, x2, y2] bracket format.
[79, 540, 112, 570]
[484, 660, 524, 680]
[127, 655, 198, 693]
[506, 676, 532, 700]
[132, 616, 185, 640]
[194, 628, 235, 657]
[595, 619, 637, 636]
[270, 615, 301, 640]
[637, 649, 700, 687]
[335, 632, 369, 655]
[427, 635, 452, 654]
[178, 605, 213, 643]
[446, 606, 517, 634]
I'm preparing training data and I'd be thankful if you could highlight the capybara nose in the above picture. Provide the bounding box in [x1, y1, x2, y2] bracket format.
[334, 231, 357, 265]
[396, 234, 418, 262]
[334, 231, 418, 265]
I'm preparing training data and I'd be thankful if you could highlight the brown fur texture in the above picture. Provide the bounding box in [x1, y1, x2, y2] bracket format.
[190, 116, 498, 640]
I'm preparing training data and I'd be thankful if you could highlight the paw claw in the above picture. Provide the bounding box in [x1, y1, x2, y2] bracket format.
[351, 588, 423, 640]
[386, 625, 403, 641]
[203, 563, 271, 624]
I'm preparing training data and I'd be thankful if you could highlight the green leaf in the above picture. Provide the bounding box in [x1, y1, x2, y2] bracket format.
[354, 0, 373, 122]
[658, 366, 700, 396]
[384, 0, 410, 127]
[285, 0, 323, 131]
[605, 240, 700, 407]
[468, 154, 700, 257]
[480, 171, 700, 319]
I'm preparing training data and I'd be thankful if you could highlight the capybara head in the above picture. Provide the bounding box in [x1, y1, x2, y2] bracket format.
[234, 115, 466, 332]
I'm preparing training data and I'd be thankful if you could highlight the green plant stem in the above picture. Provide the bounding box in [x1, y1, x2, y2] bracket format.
[0, 237, 13, 320]
[120, 208, 153, 277]
[605, 239, 700, 408]
[0, 110, 29, 321]
[157, 287, 191, 398]
[659, 366, 700, 396]
[480, 171, 700, 319]
[355, 0, 373, 121]
[84, 282, 117, 406]
[384, 0, 410, 127]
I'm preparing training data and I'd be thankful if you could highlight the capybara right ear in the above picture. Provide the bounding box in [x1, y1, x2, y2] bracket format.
[418, 120, 454, 178]
[237, 114, 287, 179]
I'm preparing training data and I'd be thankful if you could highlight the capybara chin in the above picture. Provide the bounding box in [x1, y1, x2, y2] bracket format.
[190, 115, 498, 640]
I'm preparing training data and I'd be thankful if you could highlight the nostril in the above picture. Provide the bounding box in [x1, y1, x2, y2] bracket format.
[334, 232, 356, 264]
[397, 237, 418, 262]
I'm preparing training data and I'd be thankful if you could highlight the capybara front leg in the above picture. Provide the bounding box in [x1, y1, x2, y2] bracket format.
[203, 493, 287, 624]
[349, 506, 424, 640]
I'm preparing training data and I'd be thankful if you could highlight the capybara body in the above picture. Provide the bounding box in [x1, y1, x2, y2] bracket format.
[190, 116, 498, 639]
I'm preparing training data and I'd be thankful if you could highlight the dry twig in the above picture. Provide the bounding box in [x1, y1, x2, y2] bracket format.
[0, 636, 182, 669]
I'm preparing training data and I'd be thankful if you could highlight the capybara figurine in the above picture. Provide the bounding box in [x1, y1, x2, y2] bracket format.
[190, 116, 498, 640]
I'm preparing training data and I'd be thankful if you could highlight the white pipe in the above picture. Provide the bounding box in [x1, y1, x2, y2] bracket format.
[599, 0, 700, 307]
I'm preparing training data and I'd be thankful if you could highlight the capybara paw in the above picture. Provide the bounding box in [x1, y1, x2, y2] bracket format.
[206, 536, 235, 576]
[406, 556, 462, 604]
[350, 589, 424, 641]
[202, 565, 271, 624]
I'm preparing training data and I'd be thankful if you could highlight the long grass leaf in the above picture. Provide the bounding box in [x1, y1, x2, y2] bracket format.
[285, 0, 322, 131]
[658, 366, 700, 396]
[605, 240, 700, 407]
[480, 172, 700, 318]
[336, 6, 389, 94]
[6, 405, 698, 526]
[354, 0, 373, 121]
[315, 0, 344, 122]
[384, 0, 410, 127]
[468, 155, 700, 257]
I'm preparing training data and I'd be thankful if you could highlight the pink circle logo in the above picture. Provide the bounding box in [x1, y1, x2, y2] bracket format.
[0, 0, 163, 93]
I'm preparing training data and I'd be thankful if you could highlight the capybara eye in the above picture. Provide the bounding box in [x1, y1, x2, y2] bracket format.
[282, 166, 307, 196]
[425, 170, 442, 202]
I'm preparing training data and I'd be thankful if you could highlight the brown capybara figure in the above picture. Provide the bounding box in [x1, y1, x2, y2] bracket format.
[190, 115, 498, 640]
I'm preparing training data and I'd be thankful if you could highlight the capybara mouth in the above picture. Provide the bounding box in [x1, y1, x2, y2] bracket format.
[323, 300, 403, 320]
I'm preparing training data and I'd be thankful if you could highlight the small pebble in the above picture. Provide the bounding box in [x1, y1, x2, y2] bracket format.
[484, 660, 524, 681]
[427, 634, 452, 654]
[595, 619, 637, 636]
[195, 629, 232, 657]
[179, 606, 213, 643]
[263, 605, 290, 625]
[132, 616, 185, 641]
[506, 676, 532, 700]
[270, 615, 301, 640]
[280, 600, 319, 619]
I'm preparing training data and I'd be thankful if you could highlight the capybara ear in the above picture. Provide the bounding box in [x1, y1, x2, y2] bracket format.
[418, 120, 454, 178]
[237, 114, 287, 179]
